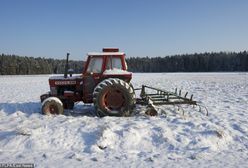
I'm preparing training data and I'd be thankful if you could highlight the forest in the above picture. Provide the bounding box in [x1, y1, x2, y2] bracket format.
[0, 51, 247, 75]
[0, 54, 84, 75]
[127, 51, 248, 72]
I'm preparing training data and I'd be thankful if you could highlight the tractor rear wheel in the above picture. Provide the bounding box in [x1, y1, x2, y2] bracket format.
[93, 78, 135, 117]
[42, 97, 64, 115]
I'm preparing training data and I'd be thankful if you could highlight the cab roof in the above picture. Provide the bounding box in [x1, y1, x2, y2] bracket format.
[87, 52, 125, 56]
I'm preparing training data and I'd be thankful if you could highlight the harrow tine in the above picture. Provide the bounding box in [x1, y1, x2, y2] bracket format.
[197, 104, 209, 116]
[184, 92, 188, 98]
[175, 105, 185, 116]
[190, 94, 193, 101]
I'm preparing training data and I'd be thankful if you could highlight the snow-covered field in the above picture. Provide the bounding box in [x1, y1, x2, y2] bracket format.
[0, 73, 247, 168]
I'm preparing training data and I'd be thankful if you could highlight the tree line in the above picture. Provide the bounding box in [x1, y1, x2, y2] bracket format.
[127, 51, 248, 72]
[0, 54, 84, 75]
[0, 51, 247, 75]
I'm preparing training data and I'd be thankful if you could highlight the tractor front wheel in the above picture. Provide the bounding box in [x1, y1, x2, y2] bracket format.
[93, 78, 135, 117]
[42, 97, 64, 115]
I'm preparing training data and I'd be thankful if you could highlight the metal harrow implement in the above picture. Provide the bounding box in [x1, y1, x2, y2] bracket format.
[135, 85, 208, 116]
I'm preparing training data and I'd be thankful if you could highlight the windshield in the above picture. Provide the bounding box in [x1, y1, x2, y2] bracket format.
[86, 57, 103, 73]
[106, 57, 122, 70]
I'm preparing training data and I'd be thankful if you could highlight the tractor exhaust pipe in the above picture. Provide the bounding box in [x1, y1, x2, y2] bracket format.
[64, 53, 70, 78]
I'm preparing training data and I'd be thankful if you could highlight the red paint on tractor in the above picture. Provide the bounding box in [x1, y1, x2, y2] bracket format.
[42, 48, 132, 108]
[102, 88, 125, 111]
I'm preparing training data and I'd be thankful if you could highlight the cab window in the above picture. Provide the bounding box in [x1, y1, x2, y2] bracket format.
[106, 57, 122, 70]
[87, 57, 103, 73]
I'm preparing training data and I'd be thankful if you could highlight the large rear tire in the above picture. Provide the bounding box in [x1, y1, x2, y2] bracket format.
[42, 97, 64, 115]
[93, 78, 135, 117]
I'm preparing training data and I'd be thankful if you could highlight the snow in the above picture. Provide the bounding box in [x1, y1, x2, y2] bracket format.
[0, 73, 248, 167]
[103, 69, 132, 75]
[88, 52, 125, 56]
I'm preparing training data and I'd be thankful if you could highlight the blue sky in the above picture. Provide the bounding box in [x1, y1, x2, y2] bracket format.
[0, 0, 248, 60]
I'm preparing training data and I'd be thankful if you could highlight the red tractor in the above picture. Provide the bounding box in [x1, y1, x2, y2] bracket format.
[41, 48, 136, 117]
[41, 48, 205, 117]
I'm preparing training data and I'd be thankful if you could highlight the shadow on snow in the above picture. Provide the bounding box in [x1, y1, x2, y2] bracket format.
[0, 102, 98, 117]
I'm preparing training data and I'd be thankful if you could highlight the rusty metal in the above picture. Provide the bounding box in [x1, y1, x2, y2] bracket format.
[136, 85, 197, 106]
[135, 85, 208, 116]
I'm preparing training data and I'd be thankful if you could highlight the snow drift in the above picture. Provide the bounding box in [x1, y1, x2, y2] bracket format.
[0, 73, 247, 167]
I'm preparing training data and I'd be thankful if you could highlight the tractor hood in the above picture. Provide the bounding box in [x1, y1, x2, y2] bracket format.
[49, 75, 82, 87]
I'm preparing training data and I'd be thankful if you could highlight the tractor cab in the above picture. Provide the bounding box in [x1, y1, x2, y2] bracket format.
[82, 48, 132, 103]
[83, 48, 131, 78]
